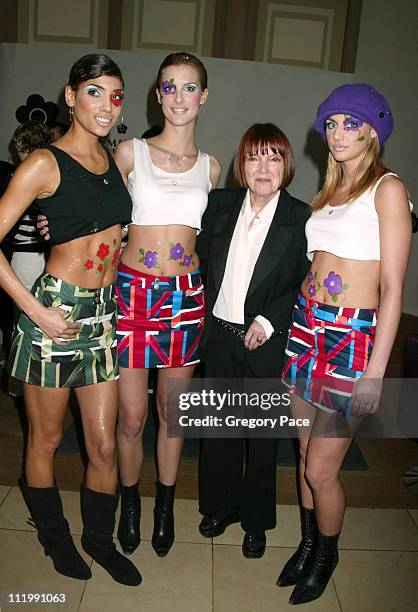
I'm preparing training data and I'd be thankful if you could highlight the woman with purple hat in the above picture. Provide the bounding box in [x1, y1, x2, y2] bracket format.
[277, 83, 412, 604]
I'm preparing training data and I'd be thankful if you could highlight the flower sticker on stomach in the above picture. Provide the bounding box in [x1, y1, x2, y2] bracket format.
[169, 242, 184, 260]
[323, 271, 349, 302]
[307, 271, 317, 297]
[97, 243, 109, 260]
[305, 270, 349, 302]
[139, 248, 160, 270]
[84, 239, 119, 275]
[168, 241, 194, 267]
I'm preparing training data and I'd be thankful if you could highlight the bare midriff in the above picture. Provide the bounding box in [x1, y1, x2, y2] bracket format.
[302, 252, 380, 309]
[45, 224, 122, 288]
[122, 224, 200, 276]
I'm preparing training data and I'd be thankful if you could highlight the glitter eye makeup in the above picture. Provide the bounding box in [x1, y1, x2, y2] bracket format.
[110, 89, 124, 106]
[183, 83, 201, 94]
[325, 119, 337, 130]
[162, 79, 176, 95]
[85, 85, 103, 97]
[343, 115, 364, 131]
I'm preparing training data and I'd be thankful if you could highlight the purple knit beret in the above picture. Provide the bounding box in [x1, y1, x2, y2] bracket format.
[314, 83, 394, 145]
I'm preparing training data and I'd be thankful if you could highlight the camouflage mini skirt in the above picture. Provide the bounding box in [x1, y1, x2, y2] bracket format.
[8, 273, 118, 388]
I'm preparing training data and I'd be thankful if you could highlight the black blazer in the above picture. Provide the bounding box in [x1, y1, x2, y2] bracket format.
[196, 188, 310, 377]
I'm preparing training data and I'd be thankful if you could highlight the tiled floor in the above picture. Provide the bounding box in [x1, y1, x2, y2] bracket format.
[0, 488, 417, 611]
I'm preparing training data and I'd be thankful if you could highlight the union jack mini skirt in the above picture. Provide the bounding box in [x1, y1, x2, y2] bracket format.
[282, 293, 377, 413]
[116, 262, 205, 369]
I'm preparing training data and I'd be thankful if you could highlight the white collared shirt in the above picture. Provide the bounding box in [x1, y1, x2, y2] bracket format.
[212, 189, 279, 338]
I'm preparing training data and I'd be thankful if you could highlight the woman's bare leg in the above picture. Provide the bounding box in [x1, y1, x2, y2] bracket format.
[75, 380, 142, 585]
[23, 384, 70, 486]
[290, 394, 316, 509]
[20, 385, 92, 581]
[156, 365, 195, 484]
[116, 367, 150, 486]
[75, 379, 119, 494]
[304, 432, 352, 534]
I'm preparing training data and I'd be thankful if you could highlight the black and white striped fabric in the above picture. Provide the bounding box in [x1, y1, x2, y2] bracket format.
[10, 206, 45, 252]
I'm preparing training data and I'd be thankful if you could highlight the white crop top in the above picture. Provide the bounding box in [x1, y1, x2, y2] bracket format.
[306, 173, 412, 261]
[128, 138, 211, 230]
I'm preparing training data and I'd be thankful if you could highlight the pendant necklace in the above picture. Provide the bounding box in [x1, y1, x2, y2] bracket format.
[156, 148, 197, 171]
[165, 151, 186, 170]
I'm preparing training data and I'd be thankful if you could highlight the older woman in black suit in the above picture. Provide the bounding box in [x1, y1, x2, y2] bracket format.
[197, 123, 310, 557]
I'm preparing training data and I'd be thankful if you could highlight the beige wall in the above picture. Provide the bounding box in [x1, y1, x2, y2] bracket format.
[356, 0, 418, 75]
[354, 0, 418, 316]
[14, 0, 354, 69]
[1, 0, 416, 314]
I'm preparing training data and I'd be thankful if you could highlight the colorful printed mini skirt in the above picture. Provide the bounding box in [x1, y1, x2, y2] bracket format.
[282, 293, 377, 414]
[116, 262, 205, 369]
[8, 273, 118, 388]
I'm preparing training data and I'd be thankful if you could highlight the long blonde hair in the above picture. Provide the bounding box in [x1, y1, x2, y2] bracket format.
[312, 137, 390, 211]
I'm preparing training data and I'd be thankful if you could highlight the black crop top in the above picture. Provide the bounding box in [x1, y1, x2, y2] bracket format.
[36, 145, 132, 246]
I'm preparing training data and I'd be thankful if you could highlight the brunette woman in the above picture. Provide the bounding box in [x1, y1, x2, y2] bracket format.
[1, 54, 141, 586]
[277, 84, 412, 604]
[197, 123, 310, 558]
[114, 52, 221, 557]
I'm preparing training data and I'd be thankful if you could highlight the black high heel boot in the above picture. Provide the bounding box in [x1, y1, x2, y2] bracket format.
[288, 530, 340, 605]
[19, 477, 91, 580]
[151, 480, 176, 557]
[117, 482, 141, 554]
[277, 507, 317, 587]
[81, 484, 142, 586]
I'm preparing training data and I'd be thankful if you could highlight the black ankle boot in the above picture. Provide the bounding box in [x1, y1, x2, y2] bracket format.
[117, 483, 141, 555]
[151, 480, 176, 557]
[19, 477, 91, 580]
[277, 507, 317, 587]
[289, 530, 340, 605]
[81, 485, 142, 586]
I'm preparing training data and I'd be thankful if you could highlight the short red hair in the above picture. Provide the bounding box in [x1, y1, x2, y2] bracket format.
[234, 123, 295, 189]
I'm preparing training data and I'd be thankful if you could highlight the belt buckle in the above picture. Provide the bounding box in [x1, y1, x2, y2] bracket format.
[94, 288, 101, 304]
[153, 277, 160, 290]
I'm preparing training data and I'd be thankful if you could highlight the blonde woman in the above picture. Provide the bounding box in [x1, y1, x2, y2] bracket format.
[278, 84, 412, 604]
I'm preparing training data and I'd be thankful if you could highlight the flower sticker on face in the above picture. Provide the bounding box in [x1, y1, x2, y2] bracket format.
[343, 115, 366, 140]
[343, 115, 364, 131]
[326, 116, 367, 142]
[162, 79, 176, 95]
[111, 89, 124, 107]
